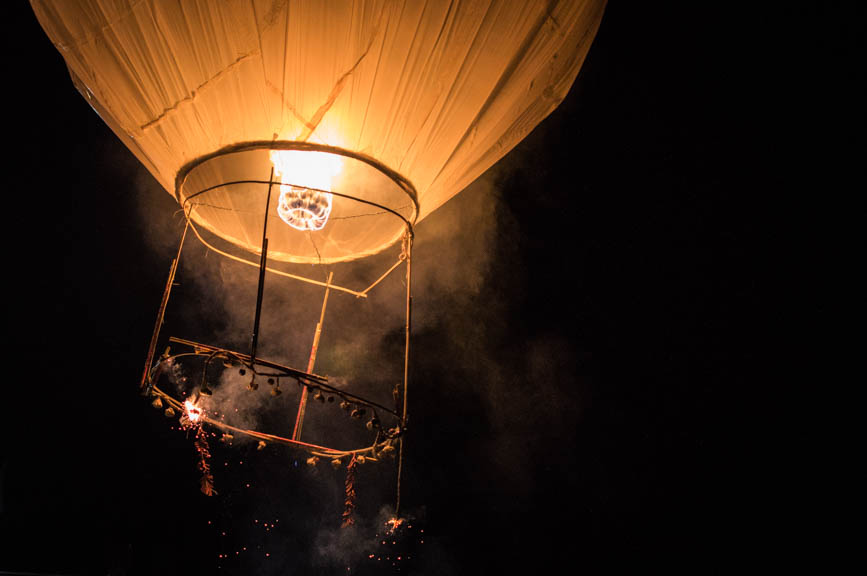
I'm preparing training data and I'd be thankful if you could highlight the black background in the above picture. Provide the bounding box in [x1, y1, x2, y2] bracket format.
[3, 2, 861, 574]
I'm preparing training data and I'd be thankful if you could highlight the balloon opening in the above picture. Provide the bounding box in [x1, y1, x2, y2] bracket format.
[178, 142, 418, 264]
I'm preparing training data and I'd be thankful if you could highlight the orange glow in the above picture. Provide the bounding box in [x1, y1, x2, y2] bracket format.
[386, 516, 404, 533]
[270, 150, 342, 231]
[184, 400, 203, 423]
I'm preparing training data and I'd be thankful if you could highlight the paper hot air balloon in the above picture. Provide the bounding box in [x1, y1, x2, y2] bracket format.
[31, 0, 606, 509]
[32, 0, 605, 266]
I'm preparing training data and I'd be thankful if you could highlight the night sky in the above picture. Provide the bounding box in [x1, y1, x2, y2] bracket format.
[3, 2, 860, 575]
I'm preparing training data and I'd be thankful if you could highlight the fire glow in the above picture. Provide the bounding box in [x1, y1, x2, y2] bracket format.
[270, 150, 343, 231]
[184, 399, 203, 423]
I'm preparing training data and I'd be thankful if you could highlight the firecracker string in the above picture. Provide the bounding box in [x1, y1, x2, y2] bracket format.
[342, 454, 358, 528]
[195, 427, 216, 496]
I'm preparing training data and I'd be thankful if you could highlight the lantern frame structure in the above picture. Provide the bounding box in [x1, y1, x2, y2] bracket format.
[140, 142, 416, 511]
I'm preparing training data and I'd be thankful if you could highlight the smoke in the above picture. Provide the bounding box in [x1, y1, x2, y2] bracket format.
[314, 505, 440, 574]
[203, 366, 279, 435]
[133, 150, 586, 571]
[135, 160, 507, 444]
[313, 506, 393, 568]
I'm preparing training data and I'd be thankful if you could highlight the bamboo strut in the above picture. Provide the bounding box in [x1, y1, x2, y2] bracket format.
[396, 230, 413, 517]
[292, 271, 334, 441]
[140, 218, 189, 391]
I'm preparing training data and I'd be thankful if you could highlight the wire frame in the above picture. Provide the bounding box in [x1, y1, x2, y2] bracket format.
[141, 146, 415, 511]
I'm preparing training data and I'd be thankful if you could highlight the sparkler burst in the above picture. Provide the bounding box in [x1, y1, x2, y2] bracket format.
[184, 399, 203, 423]
[359, 513, 423, 572]
[386, 516, 404, 534]
[177, 397, 215, 496]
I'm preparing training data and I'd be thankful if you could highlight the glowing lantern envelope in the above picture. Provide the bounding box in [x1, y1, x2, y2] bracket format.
[31, 0, 606, 264]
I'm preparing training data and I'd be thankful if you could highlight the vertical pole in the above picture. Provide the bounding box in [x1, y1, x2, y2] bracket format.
[292, 271, 334, 441]
[396, 230, 413, 517]
[140, 217, 189, 391]
[250, 168, 275, 367]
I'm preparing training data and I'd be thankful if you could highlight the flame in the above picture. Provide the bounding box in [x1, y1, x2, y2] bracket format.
[184, 399, 203, 423]
[386, 517, 404, 534]
[270, 150, 343, 231]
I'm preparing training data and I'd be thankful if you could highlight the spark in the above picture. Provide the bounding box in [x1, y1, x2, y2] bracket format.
[179, 399, 215, 495]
